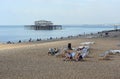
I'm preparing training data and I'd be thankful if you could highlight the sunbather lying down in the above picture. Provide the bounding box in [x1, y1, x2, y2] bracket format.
[63, 51, 85, 61]
[63, 50, 76, 61]
[63, 46, 89, 61]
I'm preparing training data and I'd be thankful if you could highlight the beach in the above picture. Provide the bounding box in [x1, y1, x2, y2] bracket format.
[0, 35, 120, 79]
[1, 0, 120, 78]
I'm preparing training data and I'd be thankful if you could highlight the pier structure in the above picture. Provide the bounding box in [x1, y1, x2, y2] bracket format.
[25, 20, 62, 30]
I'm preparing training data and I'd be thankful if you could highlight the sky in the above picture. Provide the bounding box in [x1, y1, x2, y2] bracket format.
[0, 0, 120, 25]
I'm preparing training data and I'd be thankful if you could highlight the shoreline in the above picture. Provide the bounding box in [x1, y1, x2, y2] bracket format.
[0, 35, 120, 51]
[0, 29, 119, 44]
[1, 25, 120, 44]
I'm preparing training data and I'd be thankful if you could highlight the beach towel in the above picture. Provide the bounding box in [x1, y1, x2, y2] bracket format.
[80, 42, 95, 45]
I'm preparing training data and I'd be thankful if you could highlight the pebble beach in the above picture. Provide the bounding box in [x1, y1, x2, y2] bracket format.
[0, 30, 120, 79]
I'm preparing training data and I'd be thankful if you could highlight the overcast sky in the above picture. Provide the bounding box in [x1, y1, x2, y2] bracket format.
[0, 0, 120, 25]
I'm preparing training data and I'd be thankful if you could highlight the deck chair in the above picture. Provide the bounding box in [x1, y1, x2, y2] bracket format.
[55, 47, 68, 57]
[99, 51, 110, 60]
[48, 48, 59, 55]
[80, 42, 95, 45]
[109, 50, 120, 54]
[81, 46, 90, 58]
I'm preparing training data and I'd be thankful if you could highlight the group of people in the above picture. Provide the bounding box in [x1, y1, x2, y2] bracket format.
[48, 43, 89, 62]
[63, 45, 90, 61]
[63, 49, 83, 61]
[6, 38, 42, 44]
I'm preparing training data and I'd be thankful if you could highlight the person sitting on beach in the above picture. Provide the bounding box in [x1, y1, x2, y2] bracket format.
[63, 50, 76, 61]
[54, 48, 60, 54]
[18, 40, 21, 43]
[7, 41, 12, 44]
[48, 48, 59, 55]
[29, 38, 32, 42]
[75, 46, 89, 61]
[50, 37, 52, 40]
[64, 52, 71, 60]
[75, 49, 88, 61]
[75, 53, 83, 61]
[48, 48, 55, 55]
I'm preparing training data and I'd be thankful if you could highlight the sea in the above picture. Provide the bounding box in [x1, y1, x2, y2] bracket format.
[0, 25, 119, 43]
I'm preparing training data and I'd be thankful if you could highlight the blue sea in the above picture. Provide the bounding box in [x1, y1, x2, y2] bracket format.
[0, 25, 118, 43]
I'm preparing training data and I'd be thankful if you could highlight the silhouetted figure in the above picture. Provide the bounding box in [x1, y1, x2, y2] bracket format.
[105, 32, 109, 37]
[50, 37, 52, 40]
[18, 40, 21, 43]
[36, 38, 41, 41]
[68, 43, 72, 50]
[29, 38, 32, 42]
[7, 41, 11, 44]
[60, 37, 63, 39]
[37, 39, 39, 41]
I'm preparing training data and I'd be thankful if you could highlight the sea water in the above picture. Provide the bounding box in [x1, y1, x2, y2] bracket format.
[0, 25, 117, 43]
